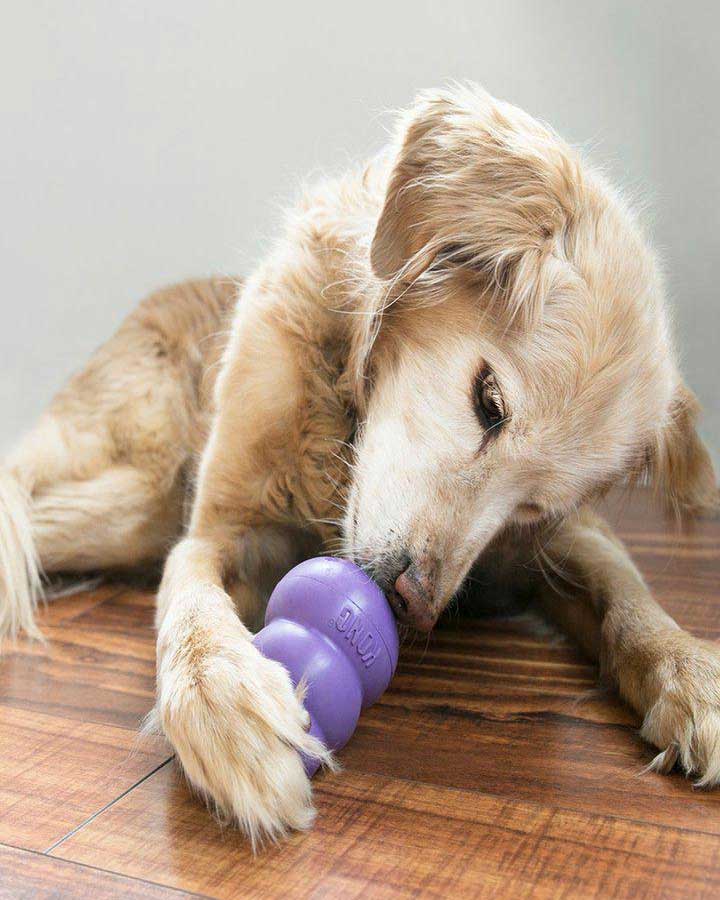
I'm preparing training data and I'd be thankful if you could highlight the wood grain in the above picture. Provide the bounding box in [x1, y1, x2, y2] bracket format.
[0, 843, 199, 899]
[0, 704, 169, 851]
[338, 612, 720, 835]
[51, 763, 720, 899]
[0, 587, 157, 729]
[0, 586, 170, 851]
[0, 491, 718, 897]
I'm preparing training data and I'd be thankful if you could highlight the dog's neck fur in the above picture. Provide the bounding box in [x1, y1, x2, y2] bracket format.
[219, 157, 393, 544]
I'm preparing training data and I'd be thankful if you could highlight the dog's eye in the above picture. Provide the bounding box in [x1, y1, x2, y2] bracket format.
[472, 368, 507, 435]
[437, 243, 481, 272]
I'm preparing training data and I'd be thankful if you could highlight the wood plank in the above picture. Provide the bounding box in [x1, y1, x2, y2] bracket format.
[40, 583, 126, 626]
[0, 589, 157, 730]
[0, 705, 170, 851]
[0, 587, 171, 851]
[51, 764, 720, 899]
[605, 491, 720, 637]
[0, 843, 201, 899]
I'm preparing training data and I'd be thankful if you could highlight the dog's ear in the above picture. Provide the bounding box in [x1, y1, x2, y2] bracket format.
[369, 107, 444, 284]
[370, 84, 579, 329]
[643, 384, 718, 518]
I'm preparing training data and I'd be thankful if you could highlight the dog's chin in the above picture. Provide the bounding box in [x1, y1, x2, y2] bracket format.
[394, 603, 440, 634]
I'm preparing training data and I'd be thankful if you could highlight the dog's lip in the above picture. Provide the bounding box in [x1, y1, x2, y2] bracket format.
[403, 607, 439, 633]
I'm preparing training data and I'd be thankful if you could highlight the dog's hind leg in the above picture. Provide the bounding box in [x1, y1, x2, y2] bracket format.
[1, 414, 184, 642]
[3, 402, 189, 623]
[33, 464, 183, 574]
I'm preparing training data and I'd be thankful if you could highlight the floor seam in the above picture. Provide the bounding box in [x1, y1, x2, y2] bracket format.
[0, 838, 209, 898]
[43, 756, 174, 854]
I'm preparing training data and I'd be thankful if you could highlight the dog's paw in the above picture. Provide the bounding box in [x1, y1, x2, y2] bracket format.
[155, 588, 332, 846]
[641, 634, 720, 786]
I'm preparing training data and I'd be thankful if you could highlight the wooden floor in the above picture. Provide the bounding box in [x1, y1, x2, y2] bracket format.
[1, 493, 719, 898]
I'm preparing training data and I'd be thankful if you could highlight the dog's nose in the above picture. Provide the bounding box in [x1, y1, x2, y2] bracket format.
[392, 559, 439, 632]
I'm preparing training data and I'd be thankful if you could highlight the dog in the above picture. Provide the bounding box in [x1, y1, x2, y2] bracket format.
[1, 83, 718, 846]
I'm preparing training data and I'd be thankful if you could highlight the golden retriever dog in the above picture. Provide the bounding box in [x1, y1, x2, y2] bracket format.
[1, 84, 718, 845]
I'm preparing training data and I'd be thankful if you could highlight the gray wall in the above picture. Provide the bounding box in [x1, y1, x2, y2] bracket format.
[1, 0, 718, 463]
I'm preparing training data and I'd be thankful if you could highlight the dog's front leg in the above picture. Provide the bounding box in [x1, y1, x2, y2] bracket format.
[153, 292, 334, 845]
[535, 506, 720, 785]
[155, 533, 329, 845]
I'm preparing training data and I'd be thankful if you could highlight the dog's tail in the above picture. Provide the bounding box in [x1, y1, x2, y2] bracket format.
[0, 467, 43, 640]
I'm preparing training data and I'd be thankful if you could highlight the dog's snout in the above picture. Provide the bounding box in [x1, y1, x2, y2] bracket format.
[370, 552, 411, 597]
[393, 560, 439, 632]
[366, 553, 440, 632]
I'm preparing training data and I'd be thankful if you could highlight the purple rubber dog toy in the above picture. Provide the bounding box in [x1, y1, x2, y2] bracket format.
[252, 556, 399, 776]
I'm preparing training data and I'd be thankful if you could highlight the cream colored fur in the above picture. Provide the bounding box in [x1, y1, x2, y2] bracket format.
[1, 85, 717, 846]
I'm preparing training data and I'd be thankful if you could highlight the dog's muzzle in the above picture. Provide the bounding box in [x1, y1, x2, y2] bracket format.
[371, 553, 440, 632]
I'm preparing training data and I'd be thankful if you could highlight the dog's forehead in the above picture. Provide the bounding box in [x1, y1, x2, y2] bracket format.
[378, 283, 672, 440]
[514, 281, 669, 387]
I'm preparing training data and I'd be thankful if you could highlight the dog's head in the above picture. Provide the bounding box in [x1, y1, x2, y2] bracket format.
[343, 84, 717, 631]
